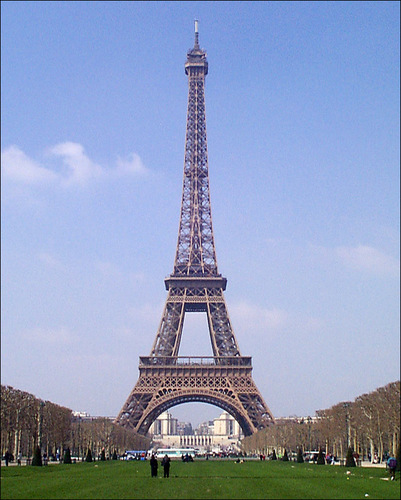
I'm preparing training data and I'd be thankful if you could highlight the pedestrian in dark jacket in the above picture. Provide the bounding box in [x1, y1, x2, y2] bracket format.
[162, 454, 171, 478]
[387, 456, 397, 481]
[150, 454, 158, 477]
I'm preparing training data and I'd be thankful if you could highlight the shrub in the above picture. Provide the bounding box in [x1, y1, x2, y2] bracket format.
[317, 448, 325, 465]
[86, 448, 93, 463]
[63, 447, 72, 464]
[345, 447, 356, 467]
[282, 449, 289, 461]
[31, 446, 42, 466]
[297, 448, 304, 463]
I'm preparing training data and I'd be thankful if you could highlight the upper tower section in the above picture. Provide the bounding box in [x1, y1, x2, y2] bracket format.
[185, 19, 208, 76]
[171, 20, 219, 279]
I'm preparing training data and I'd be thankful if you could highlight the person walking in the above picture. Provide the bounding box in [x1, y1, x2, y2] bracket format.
[162, 454, 171, 478]
[387, 455, 397, 481]
[150, 454, 158, 477]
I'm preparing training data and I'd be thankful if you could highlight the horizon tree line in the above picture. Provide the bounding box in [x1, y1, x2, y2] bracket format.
[240, 380, 400, 463]
[1, 381, 399, 463]
[1, 385, 150, 461]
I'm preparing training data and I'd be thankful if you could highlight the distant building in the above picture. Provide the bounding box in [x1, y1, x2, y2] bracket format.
[72, 411, 90, 418]
[149, 410, 178, 435]
[149, 410, 243, 453]
[177, 421, 193, 435]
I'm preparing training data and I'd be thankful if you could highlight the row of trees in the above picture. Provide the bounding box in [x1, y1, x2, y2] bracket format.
[241, 381, 400, 462]
[2, 381, 399, 463]
[1, 385, 150, 461]
[69, 414, 150, 461]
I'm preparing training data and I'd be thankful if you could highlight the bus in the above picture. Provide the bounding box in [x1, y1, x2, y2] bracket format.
[123, 450, 148, 461]
[155, 448, 196, 460]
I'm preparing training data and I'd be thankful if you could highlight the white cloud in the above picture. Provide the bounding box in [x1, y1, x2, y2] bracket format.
[94, 260, 123, 279]
[229, 300, 288, 332]
[309, 243, 400, 277]
[335, 245, 400, 276]
[94, 261, 148, 284]
[228, 300, 324, 345]
[1, 145, 57, 184]
[38, 252, 64, 270]
[22, 326, 76, 344]
[128, 271, 147, 283]
[301, 316, 324, 332]
[48, 142, 103, 185]
[1, 142, 149, 188]
[116, 152, 149, 176]
[128, 302, 165, 324]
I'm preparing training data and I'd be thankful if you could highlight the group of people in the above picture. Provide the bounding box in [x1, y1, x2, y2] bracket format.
[325, 453, 337, 465]
[150, 454, 171, 478]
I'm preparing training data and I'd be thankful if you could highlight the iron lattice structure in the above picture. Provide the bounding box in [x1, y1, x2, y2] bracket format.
[115, 22, 275, 437]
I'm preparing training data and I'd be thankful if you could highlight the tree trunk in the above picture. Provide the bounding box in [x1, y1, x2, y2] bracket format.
[379, 436, 383, 463]
[369, 438, 375, 463]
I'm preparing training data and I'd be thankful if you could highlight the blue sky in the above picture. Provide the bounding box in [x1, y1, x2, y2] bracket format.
[1, 1, 399, 428]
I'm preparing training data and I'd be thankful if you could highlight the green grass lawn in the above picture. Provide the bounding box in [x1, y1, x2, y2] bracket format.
[1, 459, 399, 499]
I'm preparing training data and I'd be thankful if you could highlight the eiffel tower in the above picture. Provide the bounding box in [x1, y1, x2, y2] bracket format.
[115, 21, 275, 437]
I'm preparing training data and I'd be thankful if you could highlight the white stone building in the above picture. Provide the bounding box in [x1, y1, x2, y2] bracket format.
[149, 410, 243, 454]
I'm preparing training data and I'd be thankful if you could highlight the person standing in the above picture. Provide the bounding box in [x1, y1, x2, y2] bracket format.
[150, 454, 158, 477]
[162, 454, 171, 478]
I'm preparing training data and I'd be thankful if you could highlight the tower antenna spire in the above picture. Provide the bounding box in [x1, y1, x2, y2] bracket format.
[194, 19, 199, 48]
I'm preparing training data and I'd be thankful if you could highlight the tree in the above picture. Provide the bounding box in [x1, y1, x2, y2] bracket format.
[345, 447, 356, 467]
[396, 436, 400, 472]
[1, 385, 73, 461]
[297, 448, 304, 463]
[317, 448, 325, 465]
[64, 447, 72, 464]
[31, 445, 42, 466]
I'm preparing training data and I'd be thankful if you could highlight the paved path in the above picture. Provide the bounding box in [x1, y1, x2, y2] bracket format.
[1, 458, 388, 468]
